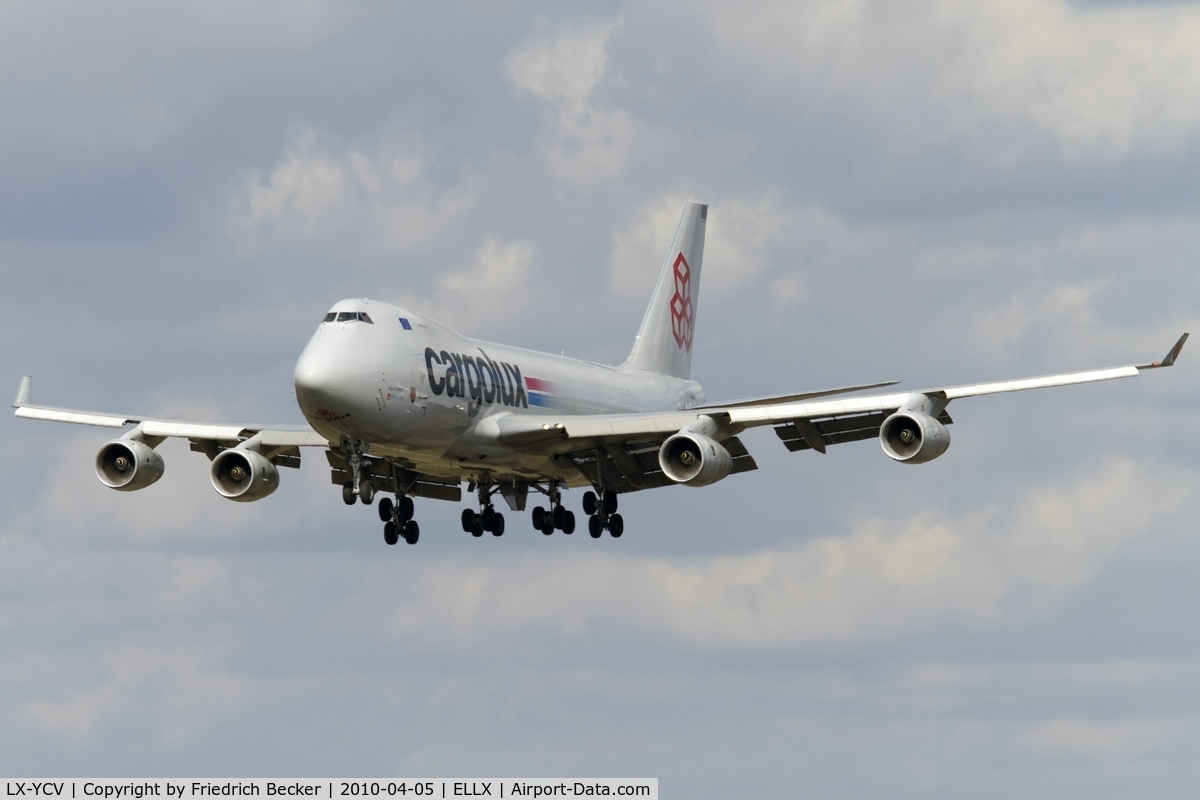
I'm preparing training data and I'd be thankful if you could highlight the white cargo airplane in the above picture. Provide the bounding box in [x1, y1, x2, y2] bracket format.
[13, 202, 1188, 545]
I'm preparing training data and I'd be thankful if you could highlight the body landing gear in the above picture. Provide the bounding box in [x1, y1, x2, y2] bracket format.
[461, 481, 505, 537]
[532, 482, 575, 535]
[380, 494, 418, 545]
[583, 489, 623, 538]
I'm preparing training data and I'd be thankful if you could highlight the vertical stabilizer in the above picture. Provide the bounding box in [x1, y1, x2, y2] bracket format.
[621, 201, 707, 379]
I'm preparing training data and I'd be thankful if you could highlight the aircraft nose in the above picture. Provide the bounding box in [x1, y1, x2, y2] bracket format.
[294, 341, 357, 417]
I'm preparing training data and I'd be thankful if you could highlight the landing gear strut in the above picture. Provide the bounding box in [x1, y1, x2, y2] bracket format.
[461, 481, 505, 537]
[532, 481, 575, 535]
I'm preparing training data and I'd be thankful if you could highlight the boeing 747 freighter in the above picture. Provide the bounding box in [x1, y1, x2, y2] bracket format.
[13, 202, 1188, 545]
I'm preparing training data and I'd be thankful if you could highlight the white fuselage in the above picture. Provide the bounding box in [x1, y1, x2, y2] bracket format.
[292, 299, 705, 485]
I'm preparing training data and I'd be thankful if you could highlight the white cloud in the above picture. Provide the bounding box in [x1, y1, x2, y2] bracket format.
[506, 19, 634, 184]
[1018, 717, 1179, 758]
[12, 647, 287, 743]
[428, 236, 537, 329]
[228, 131, 476, 261]
[701, 0, 1200, 163]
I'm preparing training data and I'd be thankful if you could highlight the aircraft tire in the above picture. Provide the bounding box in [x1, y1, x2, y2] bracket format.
[552, 505, 567, 529]
[342, 482, 357, 506]
[360, 481, 375, 505]
[461, 508, 476, 533]
[588, 515, 603, 538]
[383, 521, 399, 546]
[609, 514, 624, 538]
[602, 490, 618, 515]
[582, 491, 597, 516]
[481, 507, 497, 531]
[398, 496, 415, 522]
[378, 497, 394, 522]
[562, 510, 576, 535]
[403, 520, 420, 545]
[491, 514, 505, 537]
[532, 506, 546, 529]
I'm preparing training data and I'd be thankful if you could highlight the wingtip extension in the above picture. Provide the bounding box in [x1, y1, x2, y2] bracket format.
[1138, 333, 1188, 370]
[13, 376, 31, 408]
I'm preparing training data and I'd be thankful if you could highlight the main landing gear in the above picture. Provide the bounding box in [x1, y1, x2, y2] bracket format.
[461, 481, 505, 537]
[532, 481, 575, 535]
[582, 489, 623, 538]
[379, 494, 418, 545]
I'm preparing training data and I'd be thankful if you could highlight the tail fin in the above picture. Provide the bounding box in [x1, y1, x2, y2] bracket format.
[621, 201, 707, 379]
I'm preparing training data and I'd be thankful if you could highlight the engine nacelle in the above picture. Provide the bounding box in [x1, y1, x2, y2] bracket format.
[880, 411, 951, 464]
[210, 448, 279, 502]
[95, 440, 165, 491]
[659, 432, 733, 487]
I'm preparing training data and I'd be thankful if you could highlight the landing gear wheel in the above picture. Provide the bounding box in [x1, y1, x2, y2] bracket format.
[532, 506, 546, 530]
[588, 515, 603, 538]
[609, 514, 624, 538]
[582, 491, 597, 516]
[403, 520, 420, 545]
[461, 508, 476, 533]
[602, 490, 618, 515]
[552, 505, 567, 529]
[342, 481, 356, 506]
[378, 497, 394, 522]
[541, 522, 554, 536]
[359, 481, 375, 505]
[481, 507, 497, 532]
[398, 495, 414, 522]
[383, 521, 399, 546]
[491, 514, 505, 537]
[561, 510, 576, 535]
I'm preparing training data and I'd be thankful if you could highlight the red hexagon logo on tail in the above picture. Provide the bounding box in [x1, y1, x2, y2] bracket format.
[669, 252, 694, 352]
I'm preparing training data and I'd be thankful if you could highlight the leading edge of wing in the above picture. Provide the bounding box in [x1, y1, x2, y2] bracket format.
[12, 376, 327, 447]
[688, 380, 900, 410]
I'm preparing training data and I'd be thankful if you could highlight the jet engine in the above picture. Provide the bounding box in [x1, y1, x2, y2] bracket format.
[210, 448, 279, 502]
[879, 410, 950, 464]
[95, 439, 165, 491]
[659, 432, 733, 487]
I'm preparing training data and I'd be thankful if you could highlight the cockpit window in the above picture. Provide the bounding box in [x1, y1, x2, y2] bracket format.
[327, 310, 375, 324]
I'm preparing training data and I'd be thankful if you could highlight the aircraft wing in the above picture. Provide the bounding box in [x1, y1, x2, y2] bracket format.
[12, 377, 327, 466]
[494, 334, 1188, 492]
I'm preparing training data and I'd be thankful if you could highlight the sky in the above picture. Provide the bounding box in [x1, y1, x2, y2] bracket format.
[2, 0, 1200, 795]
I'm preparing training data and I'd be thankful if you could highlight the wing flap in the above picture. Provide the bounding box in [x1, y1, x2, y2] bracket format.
[774, 410, 954, 453]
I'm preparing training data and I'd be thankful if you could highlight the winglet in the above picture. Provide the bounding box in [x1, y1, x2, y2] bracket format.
[13, 376, 31, 408]
[1137, 333, 1189, 370]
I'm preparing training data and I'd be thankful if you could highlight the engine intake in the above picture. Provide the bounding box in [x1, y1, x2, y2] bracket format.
[659, 432, 733, 487]
[95, 440, 165, 491]
[880, 411, 950, 464]
[210, 449, 279, 502]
